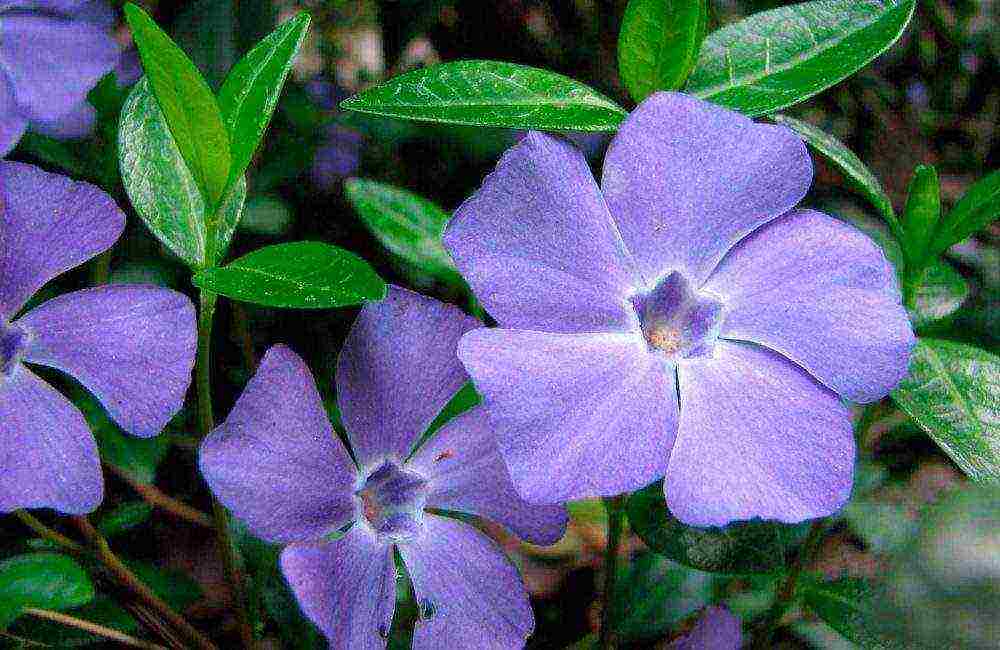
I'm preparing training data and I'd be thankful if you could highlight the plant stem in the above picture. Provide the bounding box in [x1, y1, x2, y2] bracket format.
[196, 290, 255, 650]
[24, 607, 168, 650]
[754, 519, 827, 648]
[14, 510, 86, 554]
[72, 516, 218, 650]
[105, 463, 213, 529]
[599, 495, 626, 650]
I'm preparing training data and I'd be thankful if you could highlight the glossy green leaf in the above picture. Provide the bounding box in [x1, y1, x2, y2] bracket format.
[910, 260, 969, 330]
[210, 173, 248, 266]
[901, 164, 941, 273]
[931, 169, 1000, 257]
[618, 0, 708, 102]
[96, 501, 154, 538]
[341, 60, 628, 131]
[344, 179, 462, 286]
[772, 114, 896, 231]
[0, 554, 94, 629]
[801, 576, 904, 649]
[193, 241, 387, 308]
[218, 12, 311, 185]
[626, 481, 790, 574]
[124, 3, 231, 206]
[686, 0, 917, 116]
[891, 338, 1000, 483]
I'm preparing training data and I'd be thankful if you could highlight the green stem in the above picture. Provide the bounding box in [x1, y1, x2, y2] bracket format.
[599, 495, 626, 650]
[754, 519, 826, 648]
[196, 290, 256, 650]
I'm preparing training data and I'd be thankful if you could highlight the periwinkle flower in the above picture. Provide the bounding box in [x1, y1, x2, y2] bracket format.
[199, 286, 567, 649]
[0, 0, 119, 155]
[669, 606, 741, 650]
[0, 162, 196, 513]
[445, 92, 915, 525]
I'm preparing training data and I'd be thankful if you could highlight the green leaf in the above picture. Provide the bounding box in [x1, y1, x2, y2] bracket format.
[77, 388, 171, 484]
[210, 173, 248, 266]
[772, 114, 896, 232]
[124, 3, 231, 207]
[891, 338, 1000, 483]
[125, 561, 202, 612]
[193, 241, 387, 308]
[910, 260, 969, 330]
[931, 169, 1000, 257]
[901, 164, 941, 274]
[344, 179, 462, 286]
[96, 501, 154, 538]
[618, 0, 708, 102]
[613, 554, 712, 640]
[686, 0, 917, 116]
[0, 554, 94, 629]
[218, 12, 311, 185]
[341, 60, 628, 131]
[10, 596, 137, 647]
[801, 576, 905, 649]
[626, 481, 790, 574]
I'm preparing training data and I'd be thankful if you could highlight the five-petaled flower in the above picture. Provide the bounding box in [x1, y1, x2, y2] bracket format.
[0, 0, 120, 156]
[0, 161, 197, 513]
[445, 92, 916, 526]
[669, 606, 742, 650]
[200, 286, 567, 649]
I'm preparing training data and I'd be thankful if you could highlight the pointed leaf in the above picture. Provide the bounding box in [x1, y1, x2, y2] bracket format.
[931, 169, 1000, 257]
[618, 0, 708, 102]
[218, 12, 311, 185]
[0, 554, 94, 629]
[124, 3, 231, 206]
[341, 60, 628, 131]
[626, 481, 791, 574]
[344, 178, 461, 286]
[192, 242, 387, 308]
[891, 338, 1000, 483]
[801, 576, 905, 649]
[901, 164, 941, 274]
[910, 260, 969, 330]
[686, 0, 917, 116]
[210, 173, 248, 266]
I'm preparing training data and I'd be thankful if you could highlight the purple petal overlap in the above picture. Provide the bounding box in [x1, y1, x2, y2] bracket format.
[281, 529, 396, 650]
[397, 515, 534, 650]
[30, 101, 97, 139]
[669, 606, 742, 650]
[601, 92, 812, 285]
[200, 346, 359, 543]
[337, 286, 479, 468]
[0, 162, 124, 320]
[18, 285, 196, 438]
[705, 209, 915, 403]
[458, 328, 677, 502]
[0, 77, 28, 156]
[407, 408, 568, 545]
[669, 341, 855, 526]
[444, 131, 641, 333]
[0, 366, 102, 514]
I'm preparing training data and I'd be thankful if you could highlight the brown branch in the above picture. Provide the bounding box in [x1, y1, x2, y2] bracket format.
[104, 464, 213, 529]
[23, 608, 168, 650]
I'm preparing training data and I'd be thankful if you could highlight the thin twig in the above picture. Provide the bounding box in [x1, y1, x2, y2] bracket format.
[14, 510, 86, 555]
[23, 608, 168, 650]
[599, 495, 626, 650]
[104, 463, 213, 529]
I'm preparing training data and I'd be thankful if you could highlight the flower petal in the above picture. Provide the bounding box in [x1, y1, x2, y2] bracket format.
[407, 408, 568, 545]
[30, 100, 96, 140]
[669, 341, 854, 526]
[705, 209, 915, 403]
[458, 328, 677, 503]
[0, 162, 124, 320]
[0, 365, 101, 514]
[444, 131, 640, 333]
[18, 285, 196, 438]
[280, 529, 396, 649]
[601, 92, 811, 285]
[200, 346, 358, 544]
[337, 286, 480, 468]
[0, 76, 28, 157]
[669, 606, 742, 650]
[0, 14, 118, 122]
[398, 515, 533, 650]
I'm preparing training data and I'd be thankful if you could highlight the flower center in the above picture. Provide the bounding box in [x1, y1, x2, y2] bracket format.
[356, 460, 429, 541]
[0, 322, 27, 380]
[632, 272, 724, 359]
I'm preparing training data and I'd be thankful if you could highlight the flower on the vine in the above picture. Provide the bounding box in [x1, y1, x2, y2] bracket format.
[669, 606, 742, 650]
[445, 92, 915, 525]
[199, 286, 567, 650]
[0, 162, 197, 513]
[0, 0, 120, 155]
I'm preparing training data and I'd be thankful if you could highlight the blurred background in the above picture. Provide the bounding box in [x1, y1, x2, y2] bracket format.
[3, 1, 998, 648]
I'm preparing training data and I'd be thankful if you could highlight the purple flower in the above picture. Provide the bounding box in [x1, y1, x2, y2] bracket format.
[199, 286, 567, 649]
[311, 124, 365, 190]
[0, 0, 119, 155]
[669, 606, 742, 650]
[444, 92, 915, 525]
[0, 162, 196, 513]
